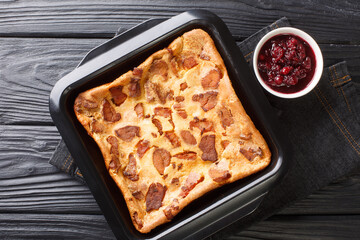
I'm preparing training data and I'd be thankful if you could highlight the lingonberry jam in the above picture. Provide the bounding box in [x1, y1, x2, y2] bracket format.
[257, 34, 316, 94]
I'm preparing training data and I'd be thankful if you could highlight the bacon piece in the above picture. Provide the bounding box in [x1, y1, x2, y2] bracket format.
[129, 78, 141, 98]
[107, 136, 119, 156]
[165, 131, 181, 148]
[133, 67, 143, 77]
[171, 178, 179, 185]
[173, 103, 183, 110]
[176, 109, 188, 119]
[189, 117, 214, 134]
[152, 148, 171, 175]
[175, 96, 185, 102]
[144, 81, 170, 104]
[218, 107, 234, 129]
[74, 95, 98, 112]
[209, 160, 231, 183]
[167, 90, 174, 101]
[179, 172, 204, 198]
[170, 58, 179, 77]
[221, 140, 230, 149]
[192, 91, 218, 112]
[163, 198, 180, 220]
[151, 132, 157, 138]
[115, 126, 140, 142]
[134, 103, 144, 118]
[240, 147, 263, 161]
[168, 118, 175, 129]
[107, 136, 120, 170]
[123, 153, 139, 181]
[152, 118, 163, 135]
[173, 151, 197, 160]
[109, 86, 127, 106]
[180, 82, 188, 91]
[133, 212, 143, 229]
[201, 68, 222, 90]
[199, 135, 218, 162]
[239, 133, 252, 140]
[102, 99, 121, 122]
[183, 56, 198, 69]
[180, 130, 197, 145]
[132, 190, 144, 200]
[146, 183, 167, 212]
[149, 59, 168, 80]
[154, 107, 172, 118]
[136, 140, 150, 158]
[200, 51, 210, 60]
[177, 163, 183, 170]
[91, 120, 105, 133]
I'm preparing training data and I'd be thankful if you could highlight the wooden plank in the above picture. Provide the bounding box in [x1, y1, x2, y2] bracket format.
[231, 215, 360, 240]
[0, 0, 359, 42]
[0, 125, 359, 215]
[0, 213, 115, 240]
[0, 213, 359, 240]
[279, 172, 360, 215]
[0, 125, 100, 214]
[0, 37, 359, 124]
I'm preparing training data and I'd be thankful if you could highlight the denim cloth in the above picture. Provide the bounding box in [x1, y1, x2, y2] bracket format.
[49, 17, 360, 238]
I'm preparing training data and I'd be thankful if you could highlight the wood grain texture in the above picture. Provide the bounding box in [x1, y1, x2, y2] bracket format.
[0, 37, 359, 124]
[0, 125, 100, 214]
[0, 214, 359, 240]
[0, 125, 359, 216]
[0, 0, 359, 43]
[231, 215, 360, 240]
[0, 213, 115, 240]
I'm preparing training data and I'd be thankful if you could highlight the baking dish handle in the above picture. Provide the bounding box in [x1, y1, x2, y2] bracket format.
[77, 18, 167, 68]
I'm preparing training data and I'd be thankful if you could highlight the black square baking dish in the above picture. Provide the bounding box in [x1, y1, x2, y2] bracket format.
[49, 10, 289, 240]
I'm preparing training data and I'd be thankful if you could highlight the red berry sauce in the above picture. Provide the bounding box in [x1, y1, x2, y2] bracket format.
[257, 34, 316, 94]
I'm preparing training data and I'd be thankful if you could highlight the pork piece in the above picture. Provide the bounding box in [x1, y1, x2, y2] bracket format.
[136, 140, 150, 158]
[152, 148, 171, 175]
[146, 183, 167, 212]
[180, 130, 197, 145]
[134, 103, 144, 118]
[152, 118, 163, 135]
[115, 126, 140, 142]
[91, 120, 105, 133]
[208, 160, 231, 182]
[240, 147, 263, 161]
[163, 198, 180, 220]
[109, 86, 127, 106]
[201, 68, 222, 89]
[123, 153, 139, 181]
[218, 107, 234, 129]
[199, 134, 218, 162]
[102, 99, 121, 122]
[154, 107, 172, 118]
[179, 172, 204, 198]
[192, 91, 218, 112]
[129, 78, 141, 98]
[173, 151, 197, 160]
[189, 117, 214, 134]
[165, 131, 181, 148]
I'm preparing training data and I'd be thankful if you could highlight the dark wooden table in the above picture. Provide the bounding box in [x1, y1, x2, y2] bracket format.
[1, 1, 359, 239]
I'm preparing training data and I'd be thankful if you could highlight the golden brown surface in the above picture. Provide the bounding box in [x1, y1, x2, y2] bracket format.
[74, 29, 271, 233]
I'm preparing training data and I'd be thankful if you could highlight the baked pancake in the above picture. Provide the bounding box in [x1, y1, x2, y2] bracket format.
[74, 29, 271, 233]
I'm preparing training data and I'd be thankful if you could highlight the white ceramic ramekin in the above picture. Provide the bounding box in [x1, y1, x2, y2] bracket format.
[253, 27, 323, 98]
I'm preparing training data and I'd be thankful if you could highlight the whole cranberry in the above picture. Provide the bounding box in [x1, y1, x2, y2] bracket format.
[286, 37, 298, 49]
[303, 57, 312, 70]
[274, 75, 284, 85]
[286, 76, 298, 86]
[280, 66, 293, 75]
